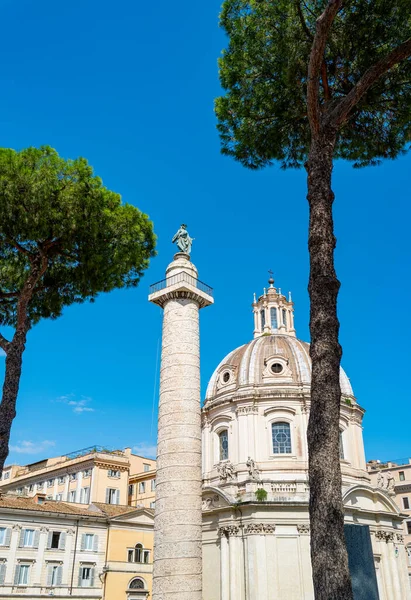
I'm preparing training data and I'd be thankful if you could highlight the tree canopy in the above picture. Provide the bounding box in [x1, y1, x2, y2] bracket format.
[216, 0, 411, 169]
[0, 146, 156, 328]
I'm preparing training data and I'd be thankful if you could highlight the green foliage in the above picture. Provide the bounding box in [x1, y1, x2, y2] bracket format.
[216, 0, 411, 169]
[255, 488, 268, 502]
[344, 398, 352, 406]
[0, 146, 156, 327]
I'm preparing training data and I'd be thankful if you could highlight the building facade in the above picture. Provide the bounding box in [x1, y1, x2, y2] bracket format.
[0, 447, 155, 508]
[0, 493, 153, 599]
[368, 458, 411, 589]
[201, 280, 411, 600]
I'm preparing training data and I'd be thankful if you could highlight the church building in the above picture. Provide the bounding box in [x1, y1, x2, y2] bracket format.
[201, 278, 410, 600]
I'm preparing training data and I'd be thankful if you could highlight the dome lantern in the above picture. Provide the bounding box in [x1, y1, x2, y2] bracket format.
[252, 275, 296, 338]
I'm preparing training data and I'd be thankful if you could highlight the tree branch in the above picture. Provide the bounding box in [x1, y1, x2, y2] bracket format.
[328, 38, 411, 126]
[0, 333, 10, 353]
[296, 1, 313, 41]
[15, 254, 48, 332]
[5, 237, 32, 257]
[307, 0, 344, 134]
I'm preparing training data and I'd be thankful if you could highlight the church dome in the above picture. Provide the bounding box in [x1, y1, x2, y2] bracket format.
[205, 334, 353, 402]
[204, 278, 354, 403]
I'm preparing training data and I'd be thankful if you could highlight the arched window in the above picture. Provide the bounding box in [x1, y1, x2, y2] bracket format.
[339, 431, 344, 460]
[219, 430, 229, 461]
[129, 577, 145, 589]
[282, 309, 287, 328]
[260, 309, 266, 330]
[127, 543, 150, 564]
[272, 422, 292, 454]
[270, 307, 278, 329]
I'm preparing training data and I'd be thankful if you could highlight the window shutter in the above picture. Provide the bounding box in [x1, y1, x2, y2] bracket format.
[57, 565, 63, 585]
[0, 564, 5, 585]
[80, 534, 86, 551]
[47, 565, 53, 587]
[93, 535, 98, 552]
[105, 488, 110, 504]
[78, 567, 82, 587]
[4, 528, 11, 547]
[47, 532, 53, 549]
[18, 529, 25, 548]
[90, 567, 95, 587]
[33, 530, 40, 548]
[14, 565, 20, 585]
[59, 531, 66, 550]
[115, 489, 120, 505]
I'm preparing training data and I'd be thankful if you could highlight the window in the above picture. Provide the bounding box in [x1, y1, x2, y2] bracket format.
[128, 544, 150, 564]
[108, 469, 120, 478]
[260, 309, 266, 330]
[143, 464, 150, 472]
[272, 422, 292, 454]
[339, 431, 345, 460]
[69, 490, 76, 502]
[150, 501, 156, 509]
[404, 497, 410, 510]
[15, 564, 30, 586]
[0, 528, 9, 546]
[28, 484, 34, 493]
[23, 529, 35, 547]
[270, 307, 278, 329]
[50, 532, 61, 549]
[271, 363, 283, 374]
[222, 371, 230, 383]
[80, 487, 90, 504]
[128, 484, 134, 496]
[70, 473, 77, 481]
[48, 564, 62, 586]
[106, 488, 120, 504]
[3, 471, 10, 480]
[55, 493, 63, 501]
[83, 469, 91, 478]
[282, 309, 287, 327]
[78, 566, 94, 587]
[47, 479, 54, 487]
[407, 521, 411, 535]
[129, 577, 145, 589]
[58, 476, 65, 484]
[139, 482, 146, 494]
[151, 478, 156, 491]
[82, 534, 96, 551]
[37, 482, 44, 490]
[219, 430, 229, 461]
[399, 471, 405, 481]
[17, 487, 23, 495]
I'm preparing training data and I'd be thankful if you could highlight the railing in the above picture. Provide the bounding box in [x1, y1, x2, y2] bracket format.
[149, 272, 213, 297]
[65, 445, 124, 460]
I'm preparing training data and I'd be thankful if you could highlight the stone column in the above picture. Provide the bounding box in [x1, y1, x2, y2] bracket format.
[149, 253, 213, 600]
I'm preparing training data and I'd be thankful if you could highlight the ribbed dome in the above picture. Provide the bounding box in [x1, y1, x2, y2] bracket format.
[205, 334, 353, 402]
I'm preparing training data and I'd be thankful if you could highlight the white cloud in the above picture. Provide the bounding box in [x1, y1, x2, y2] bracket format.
[10, 440, 56, 455]
[133, 443, 157, 459]
[57, 394, 95, 414]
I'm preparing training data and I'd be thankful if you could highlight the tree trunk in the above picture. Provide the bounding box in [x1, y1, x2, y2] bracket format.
[0, 329, 27, 474]
[306, 129, 353, 600]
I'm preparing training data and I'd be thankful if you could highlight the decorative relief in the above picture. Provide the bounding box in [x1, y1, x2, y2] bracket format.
[297, 524, 310, 534]
[202, 495, 221, 511]
[217, 461, 236, 482]
[66, 528, 76, 536]
[395, 533, 404, 544]
[12, 524, 21, 531]
[236, 406, 259, 416]
[376, 471, 395, 494]
[375, 531, 395, 543]
[40, 526, 49, 533]
[244, 523, 275, 535]
[219, 525, 240, 537]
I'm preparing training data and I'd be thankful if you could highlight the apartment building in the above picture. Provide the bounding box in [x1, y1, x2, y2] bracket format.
[0, 446, 155, 508]
[368, 458, 411, 588]
[128, 464, 157, 510]
[0, 492, 153, 599]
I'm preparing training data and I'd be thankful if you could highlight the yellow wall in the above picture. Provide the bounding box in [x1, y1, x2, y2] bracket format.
[105, 526, 153, 600]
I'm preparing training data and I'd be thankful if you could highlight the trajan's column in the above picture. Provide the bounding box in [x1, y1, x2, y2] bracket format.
[149, 225, 213, 600]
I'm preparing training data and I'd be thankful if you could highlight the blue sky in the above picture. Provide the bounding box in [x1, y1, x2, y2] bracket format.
[0, 0, 410, 465]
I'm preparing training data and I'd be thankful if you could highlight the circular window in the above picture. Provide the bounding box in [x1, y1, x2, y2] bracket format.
[271, 363, 283, 374]
[222, 371, 231, 383]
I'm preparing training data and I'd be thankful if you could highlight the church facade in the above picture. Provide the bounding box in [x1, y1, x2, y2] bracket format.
[201, 280, 410, 600]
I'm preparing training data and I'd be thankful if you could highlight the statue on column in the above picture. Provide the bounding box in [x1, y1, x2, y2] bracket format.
[246, 456, 260, 481]
[172, 224, 194, 255]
